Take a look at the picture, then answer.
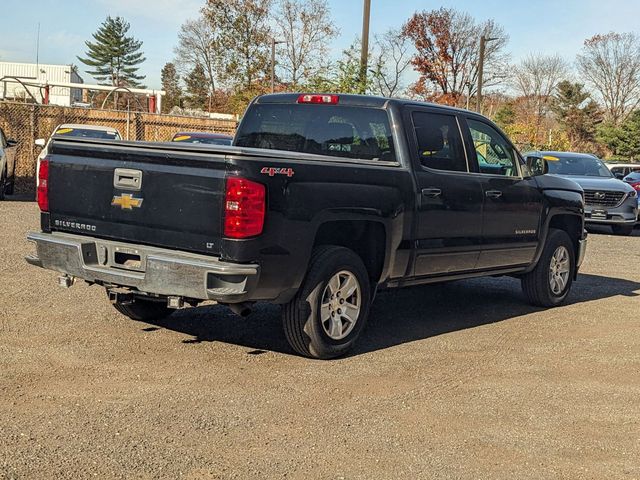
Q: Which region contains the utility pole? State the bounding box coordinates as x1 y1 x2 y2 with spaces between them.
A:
271 38 284 93
476 35 498 114
359 0 371 94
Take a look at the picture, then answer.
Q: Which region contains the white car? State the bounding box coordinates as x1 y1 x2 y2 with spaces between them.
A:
35 124 122 186
606 163 640 179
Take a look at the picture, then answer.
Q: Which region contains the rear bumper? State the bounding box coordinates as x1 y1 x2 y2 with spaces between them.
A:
26 232 259 303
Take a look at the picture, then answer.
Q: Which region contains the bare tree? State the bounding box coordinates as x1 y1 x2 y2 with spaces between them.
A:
402 8 509 106
274 0 337 88
512 53 568 139
174 17 218 96
370 28 411 97
577 32 640 125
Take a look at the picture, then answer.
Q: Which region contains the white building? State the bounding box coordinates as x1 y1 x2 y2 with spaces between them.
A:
0 61 83 106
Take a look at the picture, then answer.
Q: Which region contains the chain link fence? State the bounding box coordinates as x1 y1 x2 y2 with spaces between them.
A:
0 101 238 194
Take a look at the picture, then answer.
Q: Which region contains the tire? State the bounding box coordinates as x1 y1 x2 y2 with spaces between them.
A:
0 167 6 201
611 224 634 236
522 229 575 308
5 176 14 195
283 245 371 359
109 292 172 322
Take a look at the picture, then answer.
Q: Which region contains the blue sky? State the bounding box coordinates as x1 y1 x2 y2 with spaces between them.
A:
2 0 640 89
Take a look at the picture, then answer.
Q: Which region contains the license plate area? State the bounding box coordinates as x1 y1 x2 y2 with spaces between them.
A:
591 209 608 219
111 246 146 272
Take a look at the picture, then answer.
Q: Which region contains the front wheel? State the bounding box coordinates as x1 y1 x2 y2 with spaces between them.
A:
283 246 371 359
611 224 634 236
521 229 575 307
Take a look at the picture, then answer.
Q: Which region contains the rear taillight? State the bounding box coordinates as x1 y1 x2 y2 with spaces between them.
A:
297 94 339 104
224 177 266 239
37 158 50 212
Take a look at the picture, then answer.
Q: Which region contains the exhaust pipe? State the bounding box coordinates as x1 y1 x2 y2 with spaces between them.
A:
227 302 253 317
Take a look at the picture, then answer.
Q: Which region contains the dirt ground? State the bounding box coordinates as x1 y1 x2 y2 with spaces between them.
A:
1 198 639 479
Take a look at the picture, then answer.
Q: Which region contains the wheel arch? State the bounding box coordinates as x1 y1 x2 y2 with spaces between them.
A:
312 218 389 286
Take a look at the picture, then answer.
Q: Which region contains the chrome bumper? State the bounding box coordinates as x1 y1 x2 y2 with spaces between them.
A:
26 232 259 302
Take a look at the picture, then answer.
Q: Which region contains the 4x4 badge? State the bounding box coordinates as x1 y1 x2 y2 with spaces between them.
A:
112 193 143 210
261 167 295 177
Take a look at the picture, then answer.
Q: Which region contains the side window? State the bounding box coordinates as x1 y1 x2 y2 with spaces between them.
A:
467 118 519 177
411 111 467 172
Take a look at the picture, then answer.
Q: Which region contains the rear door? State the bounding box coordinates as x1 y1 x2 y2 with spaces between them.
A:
406 107 484 277
461 117 544 269
48 140 227 255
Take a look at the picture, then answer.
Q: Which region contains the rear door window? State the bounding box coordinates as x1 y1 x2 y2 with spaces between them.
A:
411 111 467 172
235 104 396 162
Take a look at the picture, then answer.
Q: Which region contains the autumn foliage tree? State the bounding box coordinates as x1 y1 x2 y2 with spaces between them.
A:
402 8 508 106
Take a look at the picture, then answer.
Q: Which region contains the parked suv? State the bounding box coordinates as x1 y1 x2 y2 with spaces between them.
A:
528 152 638 235
27 94 588 359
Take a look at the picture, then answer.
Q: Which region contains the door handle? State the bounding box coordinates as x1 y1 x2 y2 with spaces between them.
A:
421 188 442 198
485 190 503 199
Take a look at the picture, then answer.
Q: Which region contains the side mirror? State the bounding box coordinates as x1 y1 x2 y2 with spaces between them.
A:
525 155 549 176
6 139 17 147
614 172 625 180
34 138 46 148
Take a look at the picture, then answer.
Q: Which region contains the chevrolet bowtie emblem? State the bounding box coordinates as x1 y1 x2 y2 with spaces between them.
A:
111 193 143 210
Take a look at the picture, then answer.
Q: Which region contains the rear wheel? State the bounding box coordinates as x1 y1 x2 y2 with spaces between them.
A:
283 245 371 359
522 229 575 307
108 291 172 321
611 224 634 236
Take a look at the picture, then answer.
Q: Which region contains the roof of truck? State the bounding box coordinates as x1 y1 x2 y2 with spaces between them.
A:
56 124 120 133
255 93 475 116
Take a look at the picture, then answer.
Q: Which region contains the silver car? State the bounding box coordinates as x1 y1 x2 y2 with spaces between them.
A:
531 151 638 236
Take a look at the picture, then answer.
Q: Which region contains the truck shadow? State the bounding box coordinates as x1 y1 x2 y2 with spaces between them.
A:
145 273 640 358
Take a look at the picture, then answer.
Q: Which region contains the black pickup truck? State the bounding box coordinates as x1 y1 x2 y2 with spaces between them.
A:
27 93 587 359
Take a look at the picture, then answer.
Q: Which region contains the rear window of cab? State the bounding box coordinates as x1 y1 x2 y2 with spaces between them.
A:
235 104 396 162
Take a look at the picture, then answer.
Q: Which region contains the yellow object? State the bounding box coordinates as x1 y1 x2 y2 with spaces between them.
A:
543 155 560 161
173 135 191 142
111 194 143 210
55 128 74 135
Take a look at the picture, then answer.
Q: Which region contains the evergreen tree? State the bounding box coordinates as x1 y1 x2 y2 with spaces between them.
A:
185 63 209 110
616 110 640 159
552 81 601 150
161 62 182 113
78 16 146 88
493 102 516 129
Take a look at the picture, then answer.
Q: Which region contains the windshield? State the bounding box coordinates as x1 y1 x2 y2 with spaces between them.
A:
547 155 612 178
172 134 232 145
235 104 396 162
55 127 120 140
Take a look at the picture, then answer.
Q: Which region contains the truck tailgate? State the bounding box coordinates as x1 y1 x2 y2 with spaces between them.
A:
47 139 227 255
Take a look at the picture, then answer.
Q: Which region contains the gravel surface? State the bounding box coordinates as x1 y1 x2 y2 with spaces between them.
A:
1 198 639 479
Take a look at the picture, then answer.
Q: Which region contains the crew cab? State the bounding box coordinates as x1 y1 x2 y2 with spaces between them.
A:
26 93 587 359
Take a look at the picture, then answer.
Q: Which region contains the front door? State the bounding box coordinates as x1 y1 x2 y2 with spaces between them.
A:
462 117 544 269
408 108 484 277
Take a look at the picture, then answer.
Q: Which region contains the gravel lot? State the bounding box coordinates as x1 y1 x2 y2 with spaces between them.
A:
1 198 639 479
